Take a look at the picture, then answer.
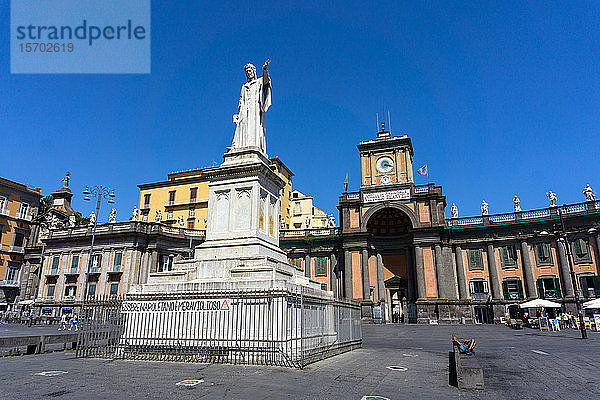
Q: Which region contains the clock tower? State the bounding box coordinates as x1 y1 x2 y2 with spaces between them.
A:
358 122 414 187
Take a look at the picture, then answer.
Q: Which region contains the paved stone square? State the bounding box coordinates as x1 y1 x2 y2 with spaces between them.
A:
0 324 599 399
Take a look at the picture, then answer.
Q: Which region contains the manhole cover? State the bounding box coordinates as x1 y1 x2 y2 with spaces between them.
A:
386 365 407 371
361 396 390 400
176 379 204 387
36 371 68 377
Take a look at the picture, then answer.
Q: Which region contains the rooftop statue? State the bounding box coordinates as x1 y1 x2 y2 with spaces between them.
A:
450 203 458 218
583 184 596 201
546 191 557 207
513 196 521 212
481 200 489 215
61 172 70 189
231 60 272 153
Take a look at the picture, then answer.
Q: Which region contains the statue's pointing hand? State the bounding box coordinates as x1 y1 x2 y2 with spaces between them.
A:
263 59 271 71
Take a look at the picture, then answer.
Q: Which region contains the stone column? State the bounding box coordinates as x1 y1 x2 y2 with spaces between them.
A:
329 253 338 296
150 250 159 274
556 240 575 297
454 245 468 299
344 250 353 299
595 234 600 276
434 244 444 297
520 241 537 298
361 248 370 300
304 253 312 278
441 246 459 299
414 245 426 298
486 244 501 299
376 252 385 303
406 247 416 301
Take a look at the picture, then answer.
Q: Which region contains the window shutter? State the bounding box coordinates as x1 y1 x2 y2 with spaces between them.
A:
553 277 562 298
469 281 475 295
580 277 589 297
476 250 483 268
502 281 509 300
542 243 550 259
517 280 524 299
593 276 600 297
537 279 545 299
483 281 489 294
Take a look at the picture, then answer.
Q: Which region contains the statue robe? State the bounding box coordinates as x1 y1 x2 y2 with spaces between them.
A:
231 76 271 152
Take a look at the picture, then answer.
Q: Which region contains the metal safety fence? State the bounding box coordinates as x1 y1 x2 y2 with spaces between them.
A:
75 289 362 368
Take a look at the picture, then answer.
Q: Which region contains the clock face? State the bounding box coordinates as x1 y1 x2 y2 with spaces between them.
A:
376 156 394 173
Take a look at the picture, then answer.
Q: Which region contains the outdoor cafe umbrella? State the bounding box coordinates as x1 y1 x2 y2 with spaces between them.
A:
583 298 600 309
519 299 562 308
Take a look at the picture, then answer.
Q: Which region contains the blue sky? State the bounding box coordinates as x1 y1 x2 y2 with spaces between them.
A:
2 1 599 222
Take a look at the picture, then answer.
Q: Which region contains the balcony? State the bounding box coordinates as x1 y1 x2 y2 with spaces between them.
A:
107 266 123 275
0 279 20 287
0 208 9 217
140 203 151 211
280 227 340 239
87 267 102 275
9 245 25 254
471 293 488 301
164 198 208 208
64 268 80 276
15 212 32 222
45 269 59 277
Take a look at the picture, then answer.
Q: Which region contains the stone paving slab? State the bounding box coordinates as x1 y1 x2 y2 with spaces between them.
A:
0 324 598 399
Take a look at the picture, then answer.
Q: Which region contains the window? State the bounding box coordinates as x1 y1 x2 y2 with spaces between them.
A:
500 245 517 267
143 194 151 207
18 202 29 218
12 231 25 248
572 238 591 263
579 276 600 298
289 258 303 269
469 280 489 294
51 256 60 273
91 254 102 272
190 188 197 202
65 285 77 298
109 282 120 296
467 249 484 270
86 282 97 298
114 252 123 271
189 207 195 218
70 255 79 273
168 191 176 205
0 196 6 213
293 203 301 216
537 277 562 299
187 220 195 230
47 284 56 298
158 255 173 272
167 210 174 220
314 257 328 276
502 279 524 300
5 262 20 284
534 243 553 265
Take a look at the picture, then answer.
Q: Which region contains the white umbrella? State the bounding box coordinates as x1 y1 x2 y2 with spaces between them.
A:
583 298 600 309
519 299 562 308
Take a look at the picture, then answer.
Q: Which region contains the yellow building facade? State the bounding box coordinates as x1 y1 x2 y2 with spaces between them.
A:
138 158 294 230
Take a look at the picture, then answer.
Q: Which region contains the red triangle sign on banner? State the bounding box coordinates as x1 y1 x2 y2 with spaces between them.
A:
220 300 230 311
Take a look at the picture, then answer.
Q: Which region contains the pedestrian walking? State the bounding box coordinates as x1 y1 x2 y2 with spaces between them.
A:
69 314 78 331
58 313 68 331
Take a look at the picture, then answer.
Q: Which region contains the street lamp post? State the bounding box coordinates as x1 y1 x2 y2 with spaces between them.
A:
82 185 115 301
557 207 587 339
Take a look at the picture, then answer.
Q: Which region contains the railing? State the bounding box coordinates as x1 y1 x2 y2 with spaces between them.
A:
164 198 207 207
0 208 9 217
414 185 429 194
280 227 340 239
15 212 32 221
65 268 79 275
108 266 123 273
9 245 25 254
1 280 20 287
76 290 362 369
88 267 102 274
447 200 600 228
471 293 488 301
47 221 206 240
46 269 59 276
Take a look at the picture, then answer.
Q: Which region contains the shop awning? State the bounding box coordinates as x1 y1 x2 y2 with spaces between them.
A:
583 298 600 309
519 299 562 308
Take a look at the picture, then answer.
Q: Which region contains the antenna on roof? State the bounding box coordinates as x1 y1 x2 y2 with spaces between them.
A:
376 113 379 132
388 111 392 135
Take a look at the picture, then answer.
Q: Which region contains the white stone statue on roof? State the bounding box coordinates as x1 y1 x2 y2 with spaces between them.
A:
451 203 458 218
546 191 557 207
131 206 139 221
583 184 595 201
89 211 96 226
109 208 117 223
230 60 272 154
481 200 489 215
513 196 521 212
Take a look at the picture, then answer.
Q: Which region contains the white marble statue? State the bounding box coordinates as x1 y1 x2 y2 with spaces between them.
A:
513 196 521 212
450 203 458 218
328 214 336 227
155 209 162 222
89 211 96 226
481 200 489 215
68 214 76 227
178 215 185 228
546 191 557 207
230 60 272 153
131 206 139 221
583 184 596 201
109 208 117 223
